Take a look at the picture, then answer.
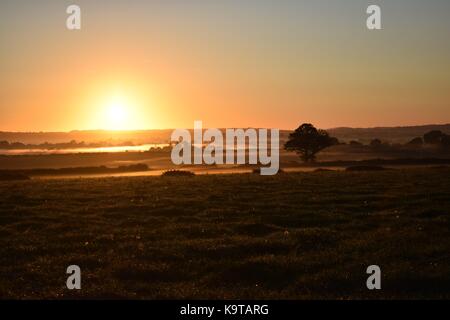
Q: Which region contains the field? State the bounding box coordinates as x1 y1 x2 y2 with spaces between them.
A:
0 168 449 299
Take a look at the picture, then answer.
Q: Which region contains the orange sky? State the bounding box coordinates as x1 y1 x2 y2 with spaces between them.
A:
1 1 450 131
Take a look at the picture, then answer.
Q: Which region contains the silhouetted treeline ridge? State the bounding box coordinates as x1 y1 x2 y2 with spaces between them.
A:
327 124 450 144
0 140 136 150
296 158 450 167
2 124 450 145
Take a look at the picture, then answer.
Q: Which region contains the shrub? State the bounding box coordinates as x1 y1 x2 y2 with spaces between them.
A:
161 170 195 177
252 168 284 174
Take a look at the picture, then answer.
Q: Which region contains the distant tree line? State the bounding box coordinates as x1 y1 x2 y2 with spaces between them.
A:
342 130 450 149
367 130 450 149
285 124 450 163
411 130 450 147
0 140 136 150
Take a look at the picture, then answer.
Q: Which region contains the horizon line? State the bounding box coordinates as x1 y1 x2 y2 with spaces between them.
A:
1 122 450 134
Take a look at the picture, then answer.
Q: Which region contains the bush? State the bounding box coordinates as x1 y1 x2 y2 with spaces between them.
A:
252 168 284 174
161 170 195 177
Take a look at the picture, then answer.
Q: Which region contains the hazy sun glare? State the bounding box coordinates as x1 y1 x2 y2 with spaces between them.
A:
104 95 130 130
80 76 163 131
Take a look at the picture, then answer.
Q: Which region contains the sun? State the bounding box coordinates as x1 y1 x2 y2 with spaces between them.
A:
85 81 157 131
104 95 130 130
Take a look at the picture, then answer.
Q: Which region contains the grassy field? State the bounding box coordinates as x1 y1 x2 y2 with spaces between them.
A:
0 168 449 299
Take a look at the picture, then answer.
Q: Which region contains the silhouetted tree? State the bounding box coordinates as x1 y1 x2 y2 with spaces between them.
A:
284 123 337 162
424 130 445 145
441 134 450 147
370 139 382 148
407 137 423 146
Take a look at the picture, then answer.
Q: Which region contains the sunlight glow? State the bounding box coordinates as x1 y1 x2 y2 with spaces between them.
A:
83 78 161 131
105 95 129 130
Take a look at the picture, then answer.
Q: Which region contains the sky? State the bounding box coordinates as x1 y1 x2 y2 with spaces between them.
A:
1 0 450 131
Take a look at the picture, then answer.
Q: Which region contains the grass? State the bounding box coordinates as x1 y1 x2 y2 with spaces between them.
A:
0 168 449 299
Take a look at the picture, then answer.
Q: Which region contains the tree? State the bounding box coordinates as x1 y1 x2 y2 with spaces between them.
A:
441 134 450 147
423 130 445 145
407 137 423 146
284 123 337 162
370 139 382 148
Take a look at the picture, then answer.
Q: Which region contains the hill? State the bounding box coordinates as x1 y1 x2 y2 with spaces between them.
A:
327 124 450 144
1 124 450 145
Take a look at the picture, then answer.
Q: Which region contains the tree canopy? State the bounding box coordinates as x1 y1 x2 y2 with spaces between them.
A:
284 123 338 162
